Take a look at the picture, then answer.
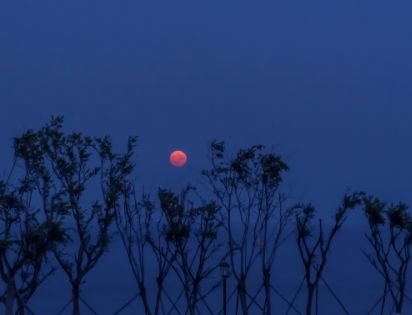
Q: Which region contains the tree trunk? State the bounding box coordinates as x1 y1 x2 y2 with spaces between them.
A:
154 276 164 315
189 299 196 315
306 287 314 315
238 277 248 315
138 281 152 315
263 269 271 315
396 294 404 315
17 305 25 315
5 280 16 315
380 282 388 315
72 284 81 315
189 283 199 315
16 293 26 315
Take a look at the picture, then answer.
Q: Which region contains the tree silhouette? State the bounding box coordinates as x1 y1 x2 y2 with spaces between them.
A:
294 192 364 315
115 186 178 315
0 170 65 315
203 141 291 315
0 118 410 315
362 196 412 315
13 117 136 315
159 185 222 315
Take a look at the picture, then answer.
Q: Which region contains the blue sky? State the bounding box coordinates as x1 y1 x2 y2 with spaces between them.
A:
1 1 411 211
0 0 411 313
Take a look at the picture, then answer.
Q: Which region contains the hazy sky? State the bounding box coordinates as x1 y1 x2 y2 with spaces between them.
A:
1 0 412 208
0 0 411 313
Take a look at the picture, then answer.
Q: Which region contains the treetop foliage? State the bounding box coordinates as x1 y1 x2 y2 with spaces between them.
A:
0 117 411 315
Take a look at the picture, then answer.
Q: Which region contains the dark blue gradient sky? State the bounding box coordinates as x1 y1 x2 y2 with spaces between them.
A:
0 0 412 313
1 1 411 210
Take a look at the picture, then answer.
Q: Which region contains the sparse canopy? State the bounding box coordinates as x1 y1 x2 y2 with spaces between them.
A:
0 119 410 315
294 192 364 315
203 141 292 315
362 195 412 314
0 157 66 315
13 116 137 315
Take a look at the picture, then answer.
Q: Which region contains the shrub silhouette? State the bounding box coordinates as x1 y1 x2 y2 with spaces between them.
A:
13 117 136 315
0 118 410 315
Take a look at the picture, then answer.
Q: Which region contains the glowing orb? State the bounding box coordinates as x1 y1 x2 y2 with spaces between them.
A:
169 150 187 167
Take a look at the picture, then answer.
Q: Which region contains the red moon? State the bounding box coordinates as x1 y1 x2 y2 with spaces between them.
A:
169 150 187 167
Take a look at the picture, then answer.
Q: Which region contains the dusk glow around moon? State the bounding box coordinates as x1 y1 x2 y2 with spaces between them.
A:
169 150 187 167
